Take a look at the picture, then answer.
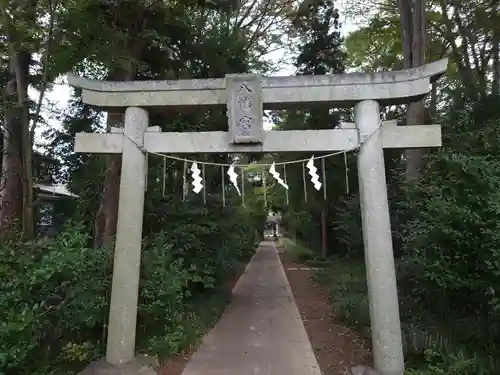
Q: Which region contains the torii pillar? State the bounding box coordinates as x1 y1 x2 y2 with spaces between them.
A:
357 103 404 375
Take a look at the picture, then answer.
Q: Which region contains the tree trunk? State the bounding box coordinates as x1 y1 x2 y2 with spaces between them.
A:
404 101 426 180
0 58 24 235
0 51 33 237
430 81 437 119
398 0 428 182
321 208 327 258
397 0 413 68
0 0 36 239
492 0 500 96
0 127 3 185
16 50 35 238
92 0 155 248
93 69 137 249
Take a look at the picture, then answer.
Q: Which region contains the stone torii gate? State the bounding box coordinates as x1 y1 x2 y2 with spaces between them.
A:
68 58 447 375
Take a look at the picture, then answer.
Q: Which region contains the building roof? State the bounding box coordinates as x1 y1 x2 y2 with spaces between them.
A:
35 183 79 199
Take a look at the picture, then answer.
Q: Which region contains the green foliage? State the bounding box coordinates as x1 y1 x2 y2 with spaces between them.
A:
43 96 105 227
0 200 264 375
279 237 316 262
13 3 270 372
294 2 345 75
324 97 500 374
398 152 500 318
393 99 500 354
343 2 446 73
404 346 499 375
266 0 347 258
330 195 363 258
0 222 110 374
314 258 370 330
144 198 265 292
314 256 500 375
281 208 316 245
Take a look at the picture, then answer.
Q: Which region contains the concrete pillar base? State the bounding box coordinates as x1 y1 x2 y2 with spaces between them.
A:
77 355 158 375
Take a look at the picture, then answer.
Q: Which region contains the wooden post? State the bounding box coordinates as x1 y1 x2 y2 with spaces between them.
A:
321 209 327 258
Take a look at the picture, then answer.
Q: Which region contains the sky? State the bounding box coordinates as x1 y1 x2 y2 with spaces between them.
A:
31 5 360 144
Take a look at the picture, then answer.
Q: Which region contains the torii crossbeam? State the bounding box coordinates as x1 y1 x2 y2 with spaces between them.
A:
69 59 447 375
75 121 440 154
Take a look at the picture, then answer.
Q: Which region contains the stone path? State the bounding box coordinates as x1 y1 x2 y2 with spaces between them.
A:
180 240 322 375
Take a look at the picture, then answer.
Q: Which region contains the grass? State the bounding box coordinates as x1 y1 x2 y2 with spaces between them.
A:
278 237 328 265
314 257 371 335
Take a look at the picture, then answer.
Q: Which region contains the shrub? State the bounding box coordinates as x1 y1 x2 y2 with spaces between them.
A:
0 222 111 374
397 152 500 330
315 259 370 329
280 238 316 262
0 201 265 375
330 195 363 258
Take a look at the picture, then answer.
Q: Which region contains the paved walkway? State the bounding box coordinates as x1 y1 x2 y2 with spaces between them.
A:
181 240 321 375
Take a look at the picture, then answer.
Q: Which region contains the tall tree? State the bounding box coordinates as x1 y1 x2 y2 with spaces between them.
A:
41 0 293 248
270 1 347 254
0 0 38 238
396 0 428 181
90 2 158 248
342 0 500 179
84 0 295 247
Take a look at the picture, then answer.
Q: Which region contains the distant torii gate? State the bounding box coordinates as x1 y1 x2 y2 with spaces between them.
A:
267 212 281 236
68 59 447 375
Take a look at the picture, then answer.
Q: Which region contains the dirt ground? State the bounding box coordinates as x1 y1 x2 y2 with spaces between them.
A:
280 249 372 375
159 245 372 375
158 351 191 375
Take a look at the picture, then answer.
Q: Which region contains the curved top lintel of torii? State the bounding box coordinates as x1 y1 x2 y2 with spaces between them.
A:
66 58 448 109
